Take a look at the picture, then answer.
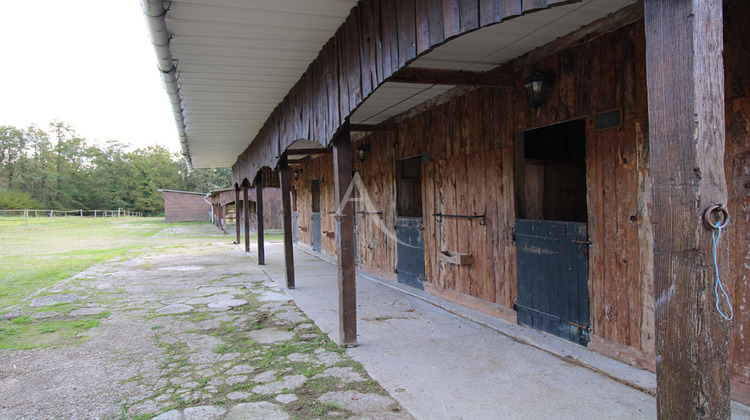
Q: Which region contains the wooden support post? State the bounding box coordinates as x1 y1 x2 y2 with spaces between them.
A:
235 186 241 245
256 176 265 265
333 122 356 347
644 1 730 418
279 155 296 289
243 181 251 253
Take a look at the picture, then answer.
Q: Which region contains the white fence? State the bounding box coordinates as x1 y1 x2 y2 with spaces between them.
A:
0 209 143 224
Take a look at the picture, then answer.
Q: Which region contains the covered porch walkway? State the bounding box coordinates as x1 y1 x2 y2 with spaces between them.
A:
253 241 747 419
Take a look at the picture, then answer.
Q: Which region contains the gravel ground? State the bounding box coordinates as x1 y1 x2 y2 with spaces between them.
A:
0 225 411 419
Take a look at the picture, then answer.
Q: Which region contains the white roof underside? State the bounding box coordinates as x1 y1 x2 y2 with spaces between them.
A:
164 0 359 168
351 0 636 125
162 0 636 168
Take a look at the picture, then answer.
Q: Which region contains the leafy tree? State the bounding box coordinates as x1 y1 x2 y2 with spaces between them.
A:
0 125 27 190
0 122 232 213
0 190 41 209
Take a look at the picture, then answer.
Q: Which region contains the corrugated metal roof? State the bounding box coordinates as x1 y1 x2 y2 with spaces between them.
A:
158 0 359 168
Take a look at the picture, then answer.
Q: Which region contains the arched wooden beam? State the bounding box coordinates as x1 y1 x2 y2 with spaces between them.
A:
232 0 573 186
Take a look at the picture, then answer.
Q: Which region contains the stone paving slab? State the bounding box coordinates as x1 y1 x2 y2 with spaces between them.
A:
0 229 411 420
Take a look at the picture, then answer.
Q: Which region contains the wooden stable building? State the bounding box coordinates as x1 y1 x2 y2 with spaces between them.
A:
207 186 284 234
144 0 749 415
159 190 211 223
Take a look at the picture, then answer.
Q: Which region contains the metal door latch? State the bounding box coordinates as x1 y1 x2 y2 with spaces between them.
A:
572 239 593 247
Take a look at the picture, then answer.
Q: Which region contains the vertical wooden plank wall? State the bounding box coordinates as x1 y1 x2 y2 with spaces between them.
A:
291 156 336 257
510 23 655 365
231 0 565 187
353 132 398 278
226 0 750 391
724 0 750 397
292 23 656 354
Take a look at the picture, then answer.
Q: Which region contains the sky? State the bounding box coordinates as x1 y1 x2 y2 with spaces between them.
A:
0 1 179 151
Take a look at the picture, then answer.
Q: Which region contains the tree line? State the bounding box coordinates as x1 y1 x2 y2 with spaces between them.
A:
0 121 231 215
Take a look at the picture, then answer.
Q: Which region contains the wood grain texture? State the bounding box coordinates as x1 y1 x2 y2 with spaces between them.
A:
255 176 265 265
645 0 730 416
231 0 563 187
279 155 296 289
226 0 750 394
333 124 357 347
723 0 750 392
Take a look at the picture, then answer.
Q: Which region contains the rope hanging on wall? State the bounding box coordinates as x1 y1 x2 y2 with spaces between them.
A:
704 204 733 321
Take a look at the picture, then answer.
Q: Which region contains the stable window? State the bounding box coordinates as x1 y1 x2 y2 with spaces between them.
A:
311 180 321 213
397 156 423 217
519 119 587 222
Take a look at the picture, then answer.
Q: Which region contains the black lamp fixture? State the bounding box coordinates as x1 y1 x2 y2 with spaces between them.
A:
356 144 370 163
293 169 301 180
523 70 547 110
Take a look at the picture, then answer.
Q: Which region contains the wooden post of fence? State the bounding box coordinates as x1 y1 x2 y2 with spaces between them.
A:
25 209 28 226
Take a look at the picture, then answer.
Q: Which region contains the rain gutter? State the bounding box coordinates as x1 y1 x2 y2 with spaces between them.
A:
141 0 192 170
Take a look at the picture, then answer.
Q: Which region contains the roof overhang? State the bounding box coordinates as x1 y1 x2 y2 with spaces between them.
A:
142 0 360 168
144 0 638 169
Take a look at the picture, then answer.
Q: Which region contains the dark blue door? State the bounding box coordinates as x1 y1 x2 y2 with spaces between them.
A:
515 219 590 345
292 211 298 243
396 217 425 289
312 213 321 252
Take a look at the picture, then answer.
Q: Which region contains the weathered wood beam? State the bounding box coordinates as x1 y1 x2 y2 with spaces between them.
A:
289 157 312 165
332 121 356 347
234 186 241 245
279 155 295 289
255 175 265 265
350 123 396 132
516 2 643 68
389 67 513 87
243 181 250 254
645 0 730 417
286 148 333 156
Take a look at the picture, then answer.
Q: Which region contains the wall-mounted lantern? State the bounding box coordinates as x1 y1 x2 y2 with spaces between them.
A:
523 70 548 110
293 169 301 180
356 145 370 163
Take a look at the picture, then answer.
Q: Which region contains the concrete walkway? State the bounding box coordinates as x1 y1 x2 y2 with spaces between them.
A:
256 242 750 420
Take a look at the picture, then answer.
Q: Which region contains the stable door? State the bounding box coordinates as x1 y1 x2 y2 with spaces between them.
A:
514 120 591 346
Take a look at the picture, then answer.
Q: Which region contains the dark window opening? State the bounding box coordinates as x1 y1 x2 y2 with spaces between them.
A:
397 156 423 217
520 120 587 222
311 180 321 213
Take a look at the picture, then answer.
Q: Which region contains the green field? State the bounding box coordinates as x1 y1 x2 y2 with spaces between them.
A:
0 217 233 311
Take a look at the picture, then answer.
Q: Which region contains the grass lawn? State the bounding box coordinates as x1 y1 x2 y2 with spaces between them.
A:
0 217 236 311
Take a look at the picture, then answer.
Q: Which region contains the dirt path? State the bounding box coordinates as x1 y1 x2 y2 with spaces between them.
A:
0 226 411 419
